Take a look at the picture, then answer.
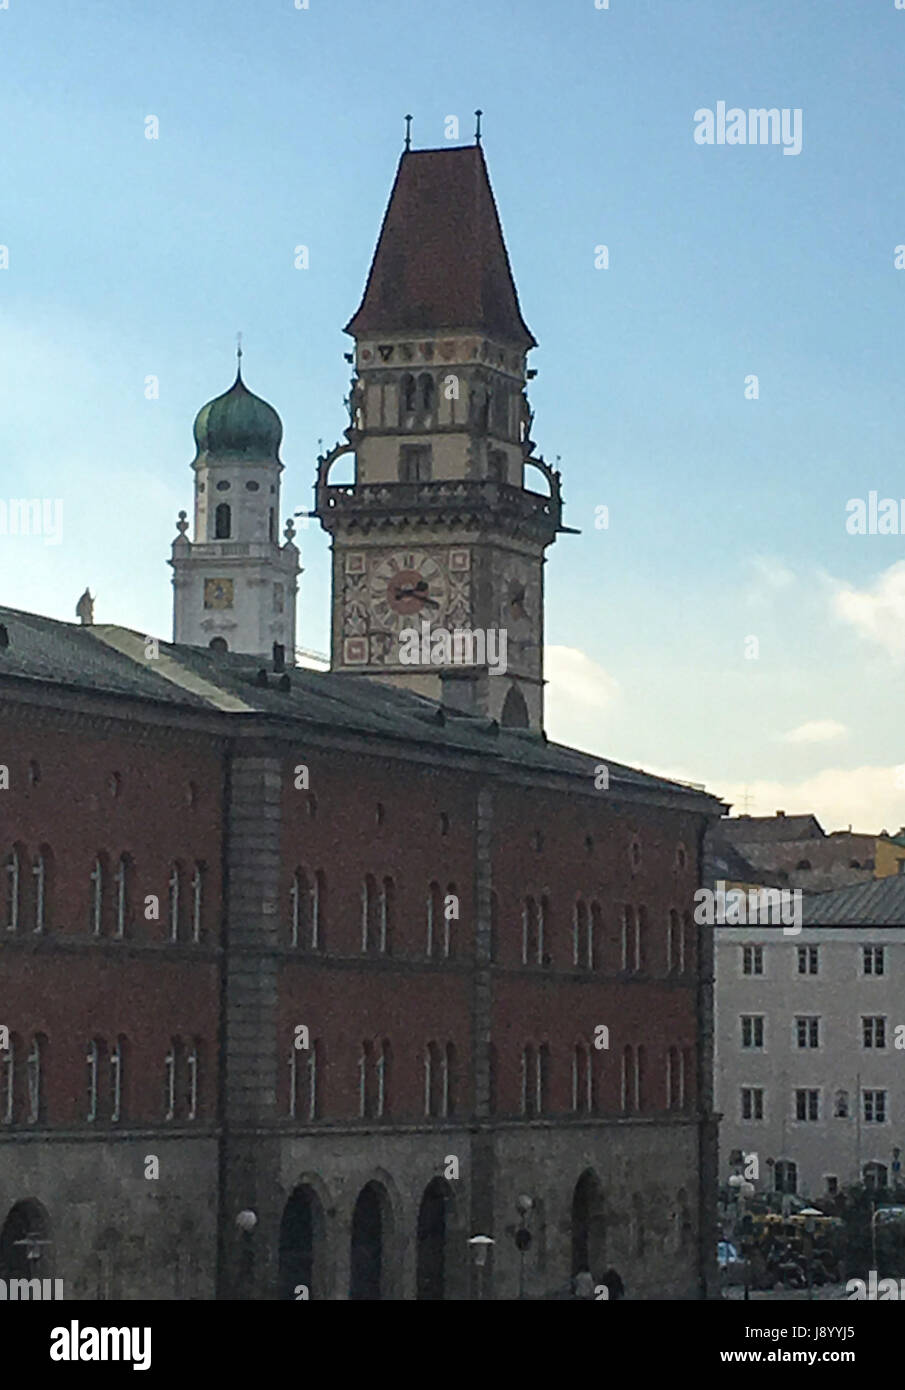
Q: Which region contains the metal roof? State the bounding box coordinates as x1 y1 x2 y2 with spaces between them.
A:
801 875 905 926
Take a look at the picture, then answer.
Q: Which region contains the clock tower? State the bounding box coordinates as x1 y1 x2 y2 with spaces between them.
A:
314 135 568 731
170 355 301 658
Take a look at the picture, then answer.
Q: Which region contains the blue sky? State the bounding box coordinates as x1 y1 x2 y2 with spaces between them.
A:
2 0 905 830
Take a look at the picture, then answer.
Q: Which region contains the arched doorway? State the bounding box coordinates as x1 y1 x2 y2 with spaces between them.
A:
416 1178 453 1300
571 1170 606 1277
278 1185 324 1300
349 1181 391 1300
0 1199 53 1280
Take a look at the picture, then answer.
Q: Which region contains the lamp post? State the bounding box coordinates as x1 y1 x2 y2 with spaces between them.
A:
236 1209 257 1298
513 1195 534 1300
468 1235 494 1301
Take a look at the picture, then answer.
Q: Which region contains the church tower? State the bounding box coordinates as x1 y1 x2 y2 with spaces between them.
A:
314 133 567 731
170 354 301 657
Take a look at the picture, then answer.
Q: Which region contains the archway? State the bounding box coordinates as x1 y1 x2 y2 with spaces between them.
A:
501 685 529 730
0 1199 53 1280
416 1178 453 1300
278 1185 324 1300
349 1181 391 1300
571 1170 606 1278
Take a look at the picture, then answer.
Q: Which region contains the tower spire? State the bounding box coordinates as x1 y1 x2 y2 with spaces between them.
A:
474 109 483 146
404 114 413 152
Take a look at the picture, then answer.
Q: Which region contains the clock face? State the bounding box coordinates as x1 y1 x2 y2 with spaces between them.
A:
204 577 234 610
368 550 449 634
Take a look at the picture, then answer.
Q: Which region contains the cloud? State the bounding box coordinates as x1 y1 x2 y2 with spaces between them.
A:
711 765 905 836
544 645 621 749
832 560 905 661
781 719 847 745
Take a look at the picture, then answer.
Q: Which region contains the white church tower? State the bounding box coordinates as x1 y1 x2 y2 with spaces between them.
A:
170 349 301 657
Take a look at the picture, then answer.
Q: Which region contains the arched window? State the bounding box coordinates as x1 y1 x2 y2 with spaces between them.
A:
168 862 183 943
191 863 204 943
424 1041 442 1117
33 846 52 934
400 373 417 418
27 1034 46 1125
572 899 587 967
358 1041 373 1118
110 1037 125 1124
419 373 434 414
5 845 23 932
114 854 131 939
621 906 635 971
500 685 529 729
164 1039 181 1121
668 909 679 973
290 869 310 948
90 852 108 937
361 875 377 952
426 881 442 958
2 1033 20 1124
522 896 542 965
380 877 394 954
209 636 228 653
86 1039 101 1122
214 503 231 539
376 1039 391 1117
572 1043 594 1114
186 1039 200 1121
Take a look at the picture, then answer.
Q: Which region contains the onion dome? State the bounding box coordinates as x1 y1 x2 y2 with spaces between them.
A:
192 363 283 464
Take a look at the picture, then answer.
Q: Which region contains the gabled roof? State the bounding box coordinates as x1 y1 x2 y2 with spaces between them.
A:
723 813 825 843
345 146 536 348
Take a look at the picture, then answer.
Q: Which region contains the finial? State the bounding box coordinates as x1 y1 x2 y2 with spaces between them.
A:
475 109 483 146
284 518 296 543
235 331 243 380
404 114 413 152
176 510 189 537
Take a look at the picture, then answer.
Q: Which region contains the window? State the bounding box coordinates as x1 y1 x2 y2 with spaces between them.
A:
424 1041 455 1118
426 881 442 958
834 1089 850 1118
114 854 131 939
5 846 22 932
361 875 377 952
27 1035 45 1124
214 502 231 539
571 1043 590 1113
826 1176 838 1196
622 906 636 971
379 877 394 954
681 911 692 973
191 864 204 943
419 373 435 413
186 1041 199 1121
289 1037 320 1121
742 945 763 976
863 1090 887 1124
636 905 647 971
358 1041 373 1118
774 1159 797 1194
741 1016 764 1049
442 882 456 959
376 1039 390 1117
741 1087 764 1121
110 1038 124 1124
864 1161 888 1189
522 896 542 965
795 1088 819 1121
164 1041 179 1121
621 1044 641 1113
521 1044 548 1117
667 909 679 973
795 1016 819 1049
90 854 108 936
863 946 885 977
796 859 812 871
572 899 587 968
398 445 432 482
86 1039 102 1122
797 946 819 975
667 1046 685 1110
400 373 417 416
168 863 182 943
2 1035 17 1124
290 869 310 948
33 847 51 934
863 1016 886 1049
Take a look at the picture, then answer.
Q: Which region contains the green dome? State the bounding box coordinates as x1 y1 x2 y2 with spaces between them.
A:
192 368 283 463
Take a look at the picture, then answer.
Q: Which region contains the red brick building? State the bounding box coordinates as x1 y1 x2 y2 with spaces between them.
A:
0 135 724 1300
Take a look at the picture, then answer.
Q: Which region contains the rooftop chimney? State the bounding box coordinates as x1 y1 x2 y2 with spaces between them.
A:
775 810 785 818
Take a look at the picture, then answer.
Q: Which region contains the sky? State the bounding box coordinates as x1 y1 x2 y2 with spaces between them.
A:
2 0 904 832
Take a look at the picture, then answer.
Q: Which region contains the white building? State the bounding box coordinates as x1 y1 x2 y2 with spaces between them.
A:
170 354 301 658
715 877 905 1201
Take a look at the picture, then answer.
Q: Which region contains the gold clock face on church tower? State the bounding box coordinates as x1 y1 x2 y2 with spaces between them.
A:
204 577 234 610
368 550 449 632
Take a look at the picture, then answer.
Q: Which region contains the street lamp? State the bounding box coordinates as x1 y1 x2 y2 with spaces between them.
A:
236 1209 258 1297
513 1197 534 1299
468 1235 494 1301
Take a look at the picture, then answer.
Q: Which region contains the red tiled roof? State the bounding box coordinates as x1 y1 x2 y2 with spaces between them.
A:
345 146 536 348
